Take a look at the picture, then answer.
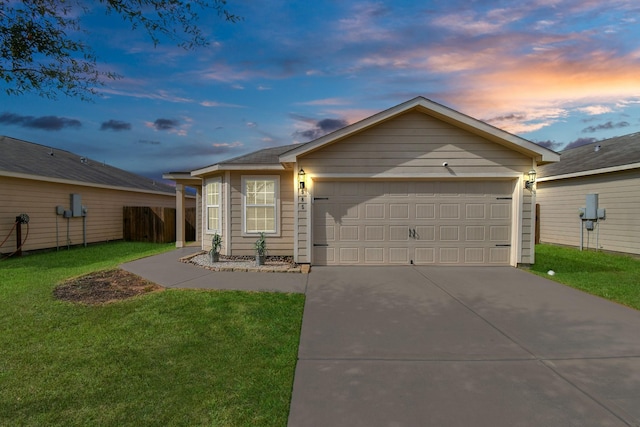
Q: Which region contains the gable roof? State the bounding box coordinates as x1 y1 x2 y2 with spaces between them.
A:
191 143 304 176
0 136 175 194
189 97 559 177
538 132 640 180
280 96 559 164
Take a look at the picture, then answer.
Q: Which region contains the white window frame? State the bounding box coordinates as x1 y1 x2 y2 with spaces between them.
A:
242 175 280 236
205 177 222 234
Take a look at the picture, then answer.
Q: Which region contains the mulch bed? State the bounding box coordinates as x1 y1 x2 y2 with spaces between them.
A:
53 269 163 305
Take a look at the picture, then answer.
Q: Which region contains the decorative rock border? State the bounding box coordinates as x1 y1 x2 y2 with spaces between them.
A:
180 251 308 274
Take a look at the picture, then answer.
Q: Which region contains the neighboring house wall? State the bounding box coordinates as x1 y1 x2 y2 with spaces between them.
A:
0 175 193 253
298 111 536 265
202 170 295 256
536 169 640 255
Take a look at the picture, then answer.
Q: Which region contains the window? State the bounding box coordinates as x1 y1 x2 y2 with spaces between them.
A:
206 178 221 233
243 176 279 234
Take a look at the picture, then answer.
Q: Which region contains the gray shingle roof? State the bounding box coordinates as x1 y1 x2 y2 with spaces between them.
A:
538 132 640 178
215 143 304 166
0 136 175 194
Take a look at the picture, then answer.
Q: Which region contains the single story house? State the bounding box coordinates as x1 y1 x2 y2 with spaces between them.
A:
166 97 559 266
0 136 195 255
536 133 640 255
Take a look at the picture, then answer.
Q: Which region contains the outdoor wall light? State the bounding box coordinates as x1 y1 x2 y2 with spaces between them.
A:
298 168 306 193
525 168 537 190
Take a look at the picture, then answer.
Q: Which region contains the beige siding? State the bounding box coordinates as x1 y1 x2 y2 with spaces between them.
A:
536 169 640 255
521 192 534 264
300 112 531 175
204 170 295 257
0 176 192 253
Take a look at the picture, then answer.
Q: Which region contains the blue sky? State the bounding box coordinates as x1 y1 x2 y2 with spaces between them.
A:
2 0 640 181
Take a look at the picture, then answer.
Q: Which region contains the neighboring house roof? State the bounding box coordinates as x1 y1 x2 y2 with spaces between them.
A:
0 135 175 194
538 132 640 180
280 96 559 164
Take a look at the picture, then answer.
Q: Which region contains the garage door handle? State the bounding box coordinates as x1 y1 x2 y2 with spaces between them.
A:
495 244 511 247
314 243 329 247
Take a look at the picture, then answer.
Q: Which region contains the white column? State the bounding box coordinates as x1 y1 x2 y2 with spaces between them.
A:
195 184 202 244
176 183 185 248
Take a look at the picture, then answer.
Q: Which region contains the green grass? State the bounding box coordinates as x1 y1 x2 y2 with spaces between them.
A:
0 242 305 426
529 244 640 310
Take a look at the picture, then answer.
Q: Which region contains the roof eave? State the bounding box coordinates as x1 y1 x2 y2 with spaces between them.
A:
162 172 202 185
191 163 285 177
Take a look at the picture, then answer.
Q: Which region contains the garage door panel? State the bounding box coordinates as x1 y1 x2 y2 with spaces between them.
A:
490 226 510 242
315 224 335 242
440 204 460 219
415 226 435 241
440 248 460 263
465 248 485 263
440 226 460 241
390 226 409 241
491 204 510 219
365 247 384 263
466 226 485 241
466 204 486 219
414 247 435 264
313 180 513 266
390 204 409 219
365 203 385 219
389 247 409 263
416 203 435 219
489 247 510 263
365 226 385 241
342 203 359 219
339 247 359 263
314 246 335 264
339 225 359 241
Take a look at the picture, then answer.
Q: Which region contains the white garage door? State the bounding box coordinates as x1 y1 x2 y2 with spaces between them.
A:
313 180 514 265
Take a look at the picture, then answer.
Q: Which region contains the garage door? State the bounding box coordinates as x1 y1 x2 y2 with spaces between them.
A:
313 180 514 265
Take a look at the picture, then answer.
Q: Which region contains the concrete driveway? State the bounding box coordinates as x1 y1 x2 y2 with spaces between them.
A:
288 266 640 427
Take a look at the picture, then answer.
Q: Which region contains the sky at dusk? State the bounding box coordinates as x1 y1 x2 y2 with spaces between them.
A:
2 0 640 181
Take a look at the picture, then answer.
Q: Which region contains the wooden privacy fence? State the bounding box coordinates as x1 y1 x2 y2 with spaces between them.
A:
123 207 196 243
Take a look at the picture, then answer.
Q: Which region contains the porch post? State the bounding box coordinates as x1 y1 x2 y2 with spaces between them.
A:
195 184 202 244
176 183 185 248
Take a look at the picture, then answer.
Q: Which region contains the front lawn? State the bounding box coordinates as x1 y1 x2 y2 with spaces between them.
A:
529 244 640 310
0 242 305 426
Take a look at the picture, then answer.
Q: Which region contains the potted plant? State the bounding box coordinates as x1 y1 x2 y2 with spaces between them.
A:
254 232 267 266
209 233 223 263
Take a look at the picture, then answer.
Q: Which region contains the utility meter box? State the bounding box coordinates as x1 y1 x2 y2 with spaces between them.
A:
71 193 82 217
585 194 598 220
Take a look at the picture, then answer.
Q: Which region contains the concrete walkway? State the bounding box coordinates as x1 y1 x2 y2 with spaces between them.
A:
120 247 307 293
289 266 640 427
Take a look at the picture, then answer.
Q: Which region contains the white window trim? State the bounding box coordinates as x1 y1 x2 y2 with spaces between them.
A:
205 177 222 234
241 175 281 236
